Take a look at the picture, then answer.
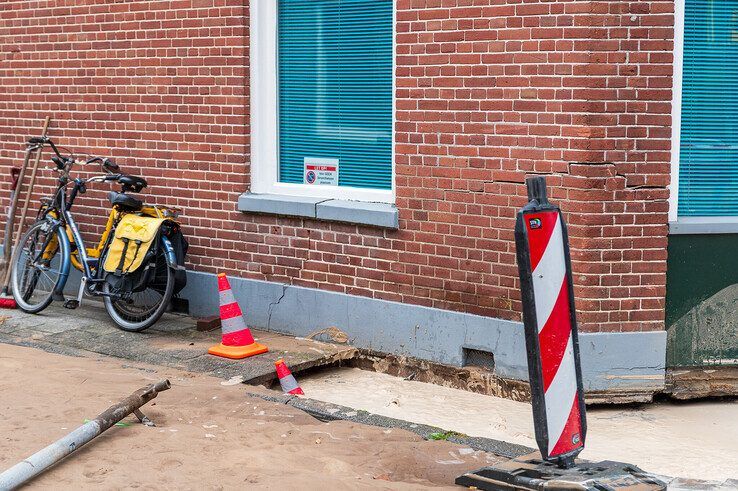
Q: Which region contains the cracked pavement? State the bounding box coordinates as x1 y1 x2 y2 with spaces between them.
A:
0 301 357 386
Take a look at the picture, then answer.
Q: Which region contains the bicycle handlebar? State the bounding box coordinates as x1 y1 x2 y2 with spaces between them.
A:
27 137 123 192
36 141 118 176
85 156 119 172
28 136 64 162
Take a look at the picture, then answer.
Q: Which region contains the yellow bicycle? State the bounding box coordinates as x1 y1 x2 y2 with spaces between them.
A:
10 136 186 331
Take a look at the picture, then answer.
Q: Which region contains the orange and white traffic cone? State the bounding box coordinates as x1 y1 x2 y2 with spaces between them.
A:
208 273 269 360
275 359 304 395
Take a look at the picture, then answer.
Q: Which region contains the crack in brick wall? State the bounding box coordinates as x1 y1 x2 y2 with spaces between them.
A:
0 0 672 333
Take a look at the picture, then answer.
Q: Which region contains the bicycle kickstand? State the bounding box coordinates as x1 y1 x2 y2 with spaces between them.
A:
63 276 86 310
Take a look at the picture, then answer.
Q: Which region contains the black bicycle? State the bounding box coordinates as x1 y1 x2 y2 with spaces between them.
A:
10 136 185 331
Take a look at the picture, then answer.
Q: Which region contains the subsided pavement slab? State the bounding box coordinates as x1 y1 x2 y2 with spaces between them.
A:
0 302 357 385
245 389 735 490
247 388 535 459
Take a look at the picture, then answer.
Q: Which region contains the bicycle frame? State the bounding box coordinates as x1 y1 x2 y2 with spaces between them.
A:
41 178 176 304
41 190 108 300
68 209 117 272
13 137 184 331
65 206 99 281
67 205 170 272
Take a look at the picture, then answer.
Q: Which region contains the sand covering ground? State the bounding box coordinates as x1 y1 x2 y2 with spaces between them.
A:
0 344 502 489
301 368 738 482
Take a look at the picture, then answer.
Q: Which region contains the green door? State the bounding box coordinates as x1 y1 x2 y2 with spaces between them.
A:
666 235 738 368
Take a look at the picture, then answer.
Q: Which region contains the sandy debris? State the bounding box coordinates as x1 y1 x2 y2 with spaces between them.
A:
0 345 503 489
301 367 738 482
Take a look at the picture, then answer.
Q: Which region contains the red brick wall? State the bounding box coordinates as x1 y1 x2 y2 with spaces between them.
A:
395 0 674 333
0 0 673 333
0 0 251 274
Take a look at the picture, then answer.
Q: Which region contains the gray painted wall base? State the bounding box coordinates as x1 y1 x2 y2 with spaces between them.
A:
182 271 667 393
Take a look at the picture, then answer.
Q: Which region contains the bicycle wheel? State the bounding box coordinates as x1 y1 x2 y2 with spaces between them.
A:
102 246 174 332
11 220 68 314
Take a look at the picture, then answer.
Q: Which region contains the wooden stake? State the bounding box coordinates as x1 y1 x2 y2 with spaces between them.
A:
1 117 52 290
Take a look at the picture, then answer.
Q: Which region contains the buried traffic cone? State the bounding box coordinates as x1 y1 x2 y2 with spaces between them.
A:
275 359 304 395
207 273 268 360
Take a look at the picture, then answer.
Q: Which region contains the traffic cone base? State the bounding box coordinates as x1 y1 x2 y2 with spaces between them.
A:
208 341 268 360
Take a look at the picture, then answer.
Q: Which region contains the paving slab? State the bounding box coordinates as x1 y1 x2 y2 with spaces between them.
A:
0 301 357 385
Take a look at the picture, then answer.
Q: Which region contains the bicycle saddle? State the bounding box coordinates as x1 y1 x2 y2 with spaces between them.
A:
108 191 143 211
118 174 148 193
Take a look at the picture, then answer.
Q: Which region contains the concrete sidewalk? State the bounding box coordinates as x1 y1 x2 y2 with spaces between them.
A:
0 302 357 386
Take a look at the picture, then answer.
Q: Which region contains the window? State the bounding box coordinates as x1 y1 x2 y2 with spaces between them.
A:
250 0 394 203
674 0 738 218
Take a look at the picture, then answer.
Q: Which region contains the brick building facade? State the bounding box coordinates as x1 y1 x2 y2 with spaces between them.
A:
3 1 718 399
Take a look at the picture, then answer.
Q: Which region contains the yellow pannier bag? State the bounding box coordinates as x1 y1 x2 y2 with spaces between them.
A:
103 214 166 274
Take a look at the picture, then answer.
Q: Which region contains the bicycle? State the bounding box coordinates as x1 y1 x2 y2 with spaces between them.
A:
9 136 185 332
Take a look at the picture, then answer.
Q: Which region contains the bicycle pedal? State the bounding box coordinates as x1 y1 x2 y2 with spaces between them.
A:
63 299 80 310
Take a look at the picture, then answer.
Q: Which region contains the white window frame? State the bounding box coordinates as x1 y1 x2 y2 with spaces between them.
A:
669 0 738 233
668 0 684 224
249 0 396 204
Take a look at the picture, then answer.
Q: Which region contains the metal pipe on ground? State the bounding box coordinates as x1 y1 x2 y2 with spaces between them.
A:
0 379 171 490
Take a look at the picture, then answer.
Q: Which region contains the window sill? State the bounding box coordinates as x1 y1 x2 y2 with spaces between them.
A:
237 193 399 229
669 217 738 235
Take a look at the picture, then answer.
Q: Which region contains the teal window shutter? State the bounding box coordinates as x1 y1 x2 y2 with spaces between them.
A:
278 0 393 190
679 0 738 216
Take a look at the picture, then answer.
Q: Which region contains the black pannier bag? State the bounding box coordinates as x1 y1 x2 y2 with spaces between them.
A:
159 220 188 295
103 215 188 296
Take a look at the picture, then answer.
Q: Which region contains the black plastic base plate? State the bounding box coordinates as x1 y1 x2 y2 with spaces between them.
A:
455 452 666 490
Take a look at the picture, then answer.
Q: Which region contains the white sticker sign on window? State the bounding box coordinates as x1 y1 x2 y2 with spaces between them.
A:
304 157 339 186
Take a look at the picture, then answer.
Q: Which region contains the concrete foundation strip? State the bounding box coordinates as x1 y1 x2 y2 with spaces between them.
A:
0 379 170 490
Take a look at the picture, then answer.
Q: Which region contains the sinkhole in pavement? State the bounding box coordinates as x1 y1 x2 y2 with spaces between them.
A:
285 365 738 482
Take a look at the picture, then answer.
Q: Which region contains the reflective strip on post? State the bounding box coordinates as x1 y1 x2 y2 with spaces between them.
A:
514 176 587 468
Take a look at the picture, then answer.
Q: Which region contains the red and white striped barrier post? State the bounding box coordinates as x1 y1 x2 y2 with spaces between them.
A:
514 176 587 468
455 176 663 488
